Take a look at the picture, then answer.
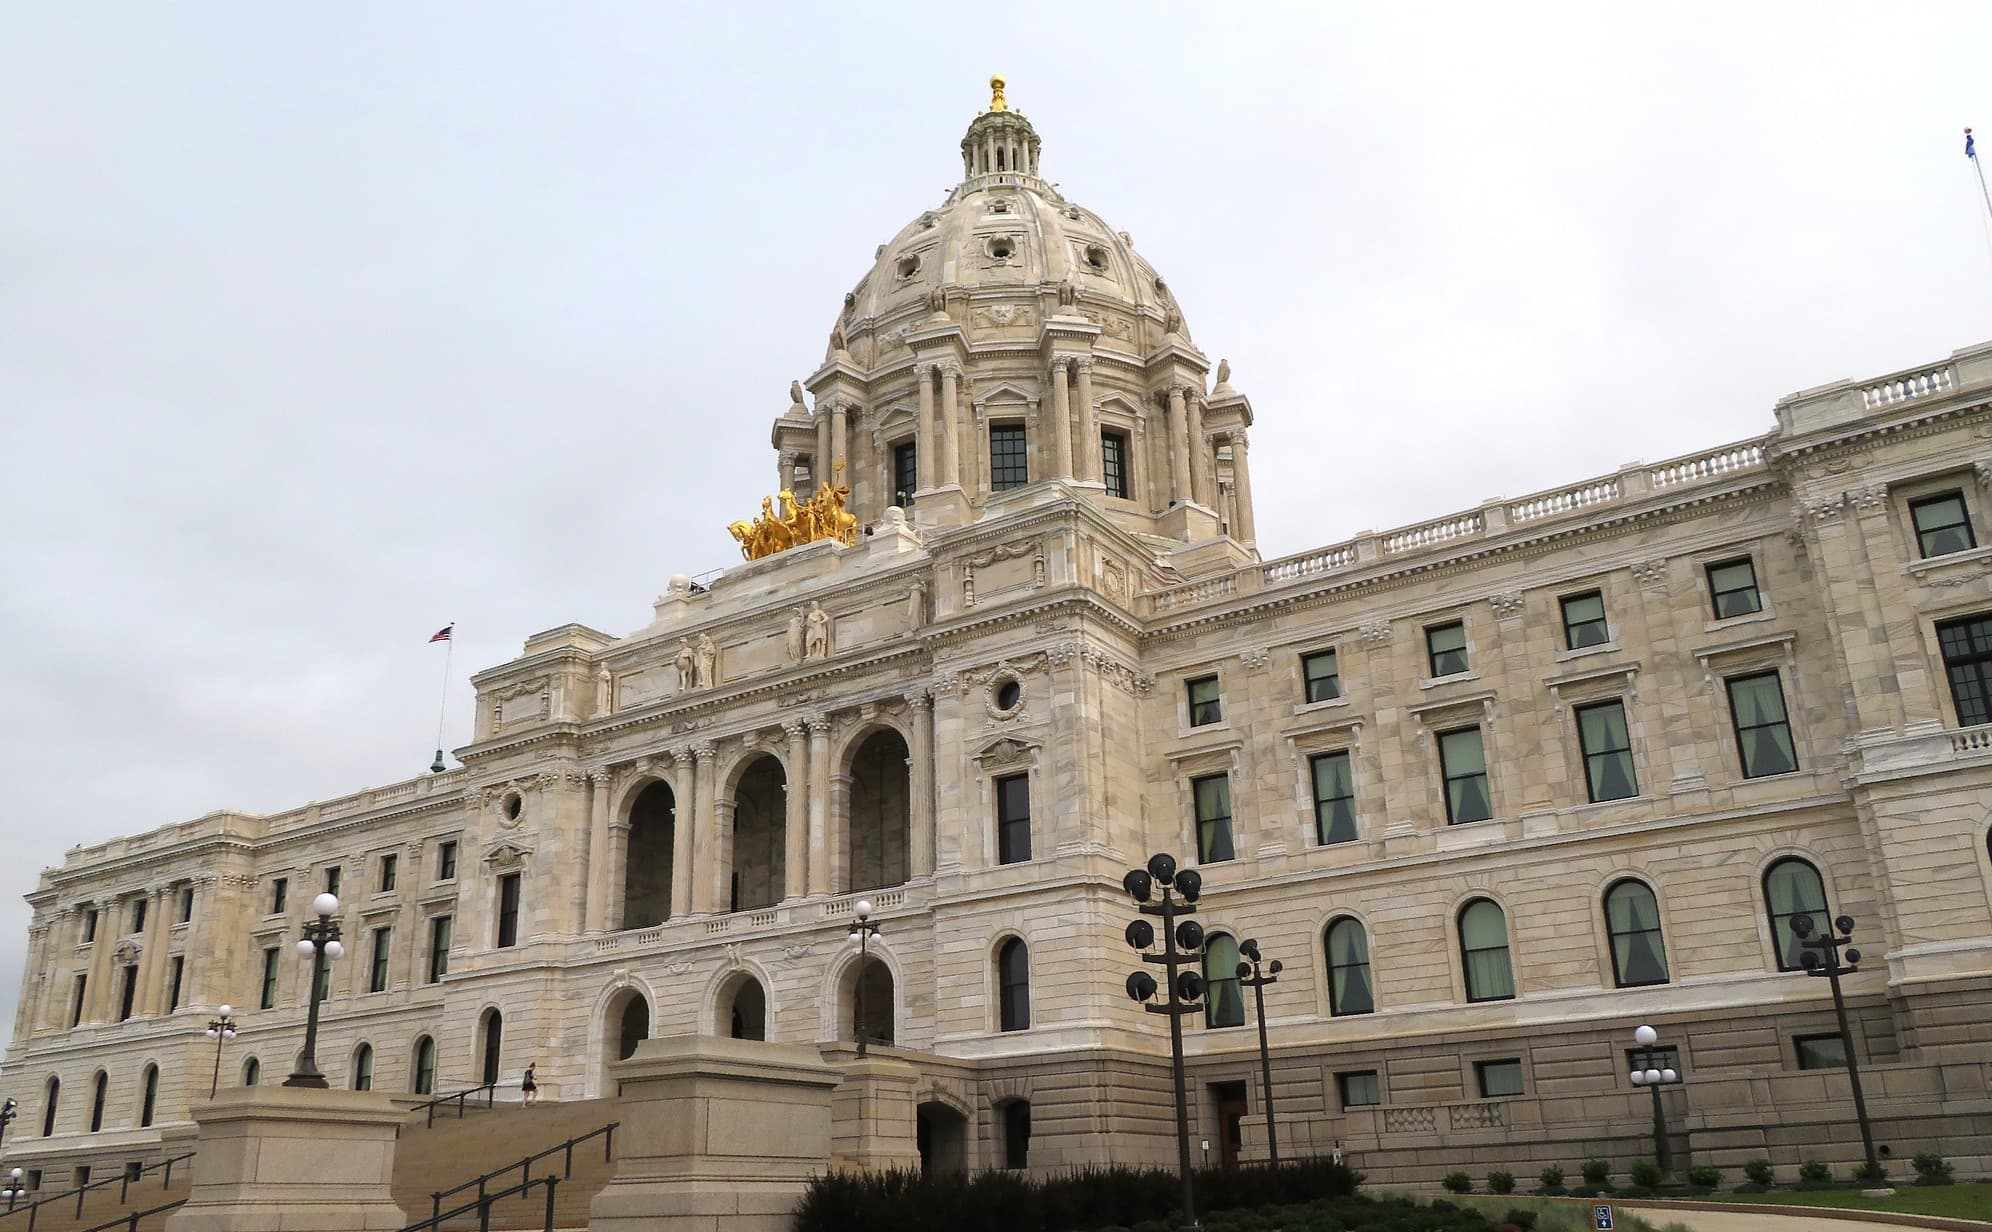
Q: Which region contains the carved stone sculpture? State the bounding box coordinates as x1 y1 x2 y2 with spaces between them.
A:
908 577 927 625
676 640 697 692
695 633 719 688
804 602 831 660
786 607 806 664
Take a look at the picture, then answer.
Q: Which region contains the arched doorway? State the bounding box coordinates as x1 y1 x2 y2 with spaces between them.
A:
844 956 894 1049
916 1101 968 1176
623 782 677 928
847 730 910 891
479 1008 503 1087
600 986 651 1096
722 974 767 1041
730 757 786 912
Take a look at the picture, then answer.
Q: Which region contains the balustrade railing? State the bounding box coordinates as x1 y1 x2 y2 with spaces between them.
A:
1950 723 1992 754
1863 363 1955 410
1647 441 1766 489
1508 478 1620 524
1383 512 1483 555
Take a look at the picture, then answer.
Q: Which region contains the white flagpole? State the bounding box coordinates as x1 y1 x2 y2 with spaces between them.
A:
431 624 455 774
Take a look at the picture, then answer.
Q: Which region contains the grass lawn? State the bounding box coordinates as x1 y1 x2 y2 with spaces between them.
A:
1693 1182 1992 1221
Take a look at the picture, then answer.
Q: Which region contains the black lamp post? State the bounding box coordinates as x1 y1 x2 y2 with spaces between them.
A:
1236 939 1284 1166
2 1167 24 1211
1123 852 1207 1232
848 898 880 1057
202 1007 239 1098
1629 1024 1682 1183
283 893 344 1089
1793 912 1881 1183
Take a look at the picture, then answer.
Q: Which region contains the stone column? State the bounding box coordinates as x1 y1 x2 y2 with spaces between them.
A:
907 692 936 878
1075 358 1098 482
783 721 810 901
829 401 849 486
17 921 48 1040
814 410 831 496
1188 394 1213 506
669 748 697 921
712 797 736 914
778 451 797 494
830 773 854 894
690 744 719 914
1048 358 1073 479
1229 431 1257 543
913 363 935 490
138 887 174 1015
1165 385 1192 504
82 899 117 1022
180 877 220 1013
807 719 832 895
939 366 962 486
584 770 613 932
163 1088 409 1232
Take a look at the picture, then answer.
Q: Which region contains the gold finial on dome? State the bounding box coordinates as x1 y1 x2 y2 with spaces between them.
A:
989 74 1008 112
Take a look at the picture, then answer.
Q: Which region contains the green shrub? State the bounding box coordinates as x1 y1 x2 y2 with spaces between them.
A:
1685 1165 1720 1190
1579 1157 1610 1184
1628 1160 1662 1189
1797 1159 1832 1185
1742 1158 1773 1185
1442 1172 1474 1194
1851 1160 1888 1185
1532 1165 1565 1196
1486 1171 1515 1195
1911 1152 1954 1185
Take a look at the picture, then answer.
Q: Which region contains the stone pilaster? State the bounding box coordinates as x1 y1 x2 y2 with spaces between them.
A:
1074 358 1098 482
914 363 935 491
1229 431 1256 543
584 768 613 932
783 721 810 901
907 692 935 878
807 718 831 894
1048 358 1074 479
940 365 963 486
691 743 719 913
1165 384 1192 504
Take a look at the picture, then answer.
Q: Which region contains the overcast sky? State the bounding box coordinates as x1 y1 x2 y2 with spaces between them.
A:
3 3 1990 1054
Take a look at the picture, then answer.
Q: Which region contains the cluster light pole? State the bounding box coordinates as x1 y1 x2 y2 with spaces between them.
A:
848 899 881 1057
203 1007 240 1098
283 894 344 1089
1122 852 1207 1232
1236 939 1284 1166
1629 1024 1682 1184
1793 912 1882 1184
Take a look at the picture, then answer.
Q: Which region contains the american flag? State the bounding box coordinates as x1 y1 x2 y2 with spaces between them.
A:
428 624 453 644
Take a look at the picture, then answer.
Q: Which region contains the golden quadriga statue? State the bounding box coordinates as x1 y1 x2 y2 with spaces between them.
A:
728 471 860 561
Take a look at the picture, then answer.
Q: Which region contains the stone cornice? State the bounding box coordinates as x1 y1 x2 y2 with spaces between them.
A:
41 837 258 894
1768 396 1991 463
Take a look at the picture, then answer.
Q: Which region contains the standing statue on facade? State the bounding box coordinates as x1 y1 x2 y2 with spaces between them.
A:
676 640 698 692
695 633 719 687
785 607 806 664
907 577 927 626
804 602 831 660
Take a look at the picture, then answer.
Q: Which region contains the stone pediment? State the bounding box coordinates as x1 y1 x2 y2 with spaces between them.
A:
483 842 533 870
973 736 1041 767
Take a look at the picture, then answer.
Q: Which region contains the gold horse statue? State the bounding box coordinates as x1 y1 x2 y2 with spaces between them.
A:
728 466 860 561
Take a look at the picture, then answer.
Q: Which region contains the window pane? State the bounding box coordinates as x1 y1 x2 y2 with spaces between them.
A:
1476 1060 1524 1098
1303 650 1341 703
996 773 1031 864
1605 880 1669 987
1795 1034 1848 1070
1326 919 1374 1015
1440 728 1492 823
1707 559 1762 618
1727 672 1798 777
1937 614 1992 727
1203 934 1244 1027
1194 775 1234 862
1427 622 1469 676
1912 493 1976 557
1459 901 1514 1001
1311 752 1358 845
990 425 1028 490
1561 592 1609 648
1188 676 1222 726
1102 432 1130 499
1764 858 1828 971
893 442 918 507
1338 1071 1380 1107
1577 700 1639 802
998 939 1030 1032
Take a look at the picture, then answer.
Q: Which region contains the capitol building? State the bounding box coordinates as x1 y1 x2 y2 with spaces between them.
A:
5 80 1991 1188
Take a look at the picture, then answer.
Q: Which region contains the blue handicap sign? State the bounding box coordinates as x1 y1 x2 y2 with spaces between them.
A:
1594 1205 1615 1231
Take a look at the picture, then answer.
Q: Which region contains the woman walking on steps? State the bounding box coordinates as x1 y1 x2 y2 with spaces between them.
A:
522 1061 538 1106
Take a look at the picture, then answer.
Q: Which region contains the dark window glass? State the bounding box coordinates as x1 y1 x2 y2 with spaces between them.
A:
69 975 86 1027
82 908 98 944
1476 1059 1524 1098
117 966 137 1021
1310 751 1357 845
324 866 341 897
167 956 184 1011
1302 649 1342 703
996 773 1031 865
1187 675 1222 726
1706 558 1762 618
89 1073 107 1132
41 1079 59 1136
428 916 452 983
1001 1100 1031 1169
270 878 287 915
259 947 279 1010
1763 857 1829 971
1727 671 1798 777
1604 879 1669 987
1439 727 1492 823
1624 1045 1682 1082
1561 591 1610 649
437 841 458 881
313 955 330 1002
1937 613 1992 727
1911 491 1977 558
369 927 392 993
379 853 398 893
353 1044 374 1091
1795 1033 1848 1070
178 886 194 923
414 1037 436 1095
140 1067 157 1127
1325 918 1374 1015
1203 933 1244 1028
243 1057 260 1087
997 938 1030 1032
130 898 147 934
892 441 918 508
1459 899 1514 1002
1426 622 1469 676
1101 431 1131 499
1337 1070 1380 1108
1192 774 1234 863
496 874 521 949
1576 700 1639 802
990 424 1028 491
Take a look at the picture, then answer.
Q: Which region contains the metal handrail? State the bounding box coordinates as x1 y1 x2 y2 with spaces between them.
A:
0 1151 193 1227
401 1173 561 1232
76 1197 186 1232
404 1083 497 1132
424 1121 617 1225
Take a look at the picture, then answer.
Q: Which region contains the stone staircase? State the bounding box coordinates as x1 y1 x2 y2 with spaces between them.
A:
2 1099 622 1232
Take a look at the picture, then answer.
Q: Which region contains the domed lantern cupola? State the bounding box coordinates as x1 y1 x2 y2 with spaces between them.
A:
959 76 1044 189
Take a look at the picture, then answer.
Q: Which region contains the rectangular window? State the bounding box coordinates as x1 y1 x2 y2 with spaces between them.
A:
427 915 453 983
1727 671 1798 778
378 853 398 893
82 908 98 944
178 886 194 923
117 966 137 1021
1624 1046 1682 1082
995 773 1032 865
1910 491 1976 558
990 424 1028 491
1101 430 1131 499
1706 557 1762 619
496 874 521 949
1795 1033 1848 1070
1560 590 1610 649
1439 727 1493 823
130 898 147 935
313 955 330 1002
1301 649 1342 703
1575 699 1639 802
1475 1059 1525 1098
892 441 918 508
259 947 279 1010
324 866 341 897
70 974 87 1027
1192 774 1235 863
1337 1070 1380 1108
1310 751 1357 845
1186 675 1222 726
1426 621 1469 677
1937 613 1992 727
270 878 288 915
369 927 392 993
166 956 184 1011
437 841 458 881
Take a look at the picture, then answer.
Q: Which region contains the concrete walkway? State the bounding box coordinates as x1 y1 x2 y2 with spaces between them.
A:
1619 1203 1974 1232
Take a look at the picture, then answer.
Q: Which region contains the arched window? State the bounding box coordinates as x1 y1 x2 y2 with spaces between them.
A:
41 1077 59 1137
412 1036 436 1095
1458 900 1515 1002
1604 880 1669 987
1763 857 1829 972
352 1044 374 1091
725 976 766 1041
1324 918 1374 1016
89 1072 108 1132
1202 933 1244 1028
139 1065 158 1128
242 1057 260 1087
997 938 1030 1032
